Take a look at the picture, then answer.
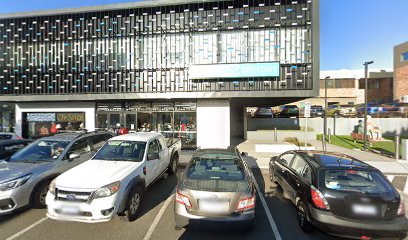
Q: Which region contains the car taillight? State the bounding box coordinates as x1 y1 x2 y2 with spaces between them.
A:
16 135 23 140
310 186 330 210
237 195 256 211
398 198 405 216
175 190 192 208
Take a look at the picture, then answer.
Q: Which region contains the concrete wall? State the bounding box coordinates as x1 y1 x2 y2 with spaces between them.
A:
15 102 96 137
248 118 408 137
197 99 230 148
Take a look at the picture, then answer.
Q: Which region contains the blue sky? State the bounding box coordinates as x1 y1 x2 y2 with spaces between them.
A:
1 0 407 70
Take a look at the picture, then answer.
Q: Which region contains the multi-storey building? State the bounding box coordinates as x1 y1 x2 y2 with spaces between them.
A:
0 0 319 148
395 41 408 102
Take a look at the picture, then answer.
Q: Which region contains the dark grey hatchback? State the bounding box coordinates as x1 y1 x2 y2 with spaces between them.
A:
269 151 408 240
174 148 256 231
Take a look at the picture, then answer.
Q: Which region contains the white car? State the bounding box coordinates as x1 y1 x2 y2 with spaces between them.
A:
46 132 181 223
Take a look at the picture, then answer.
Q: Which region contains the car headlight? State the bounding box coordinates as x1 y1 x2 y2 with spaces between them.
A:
94 181 120 199
0 174 31 191
49 178 57 195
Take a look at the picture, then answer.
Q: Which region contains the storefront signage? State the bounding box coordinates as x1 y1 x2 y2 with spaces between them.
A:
189 62 280 79
27 113 56 122
97 103 122 112
56 113 85 122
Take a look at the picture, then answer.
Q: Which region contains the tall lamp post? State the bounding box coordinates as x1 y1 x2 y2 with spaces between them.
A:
363 61 374 151
323 76 330 151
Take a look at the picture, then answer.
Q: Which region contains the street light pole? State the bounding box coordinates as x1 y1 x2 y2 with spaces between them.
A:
323 76 330 151
363 61 374 151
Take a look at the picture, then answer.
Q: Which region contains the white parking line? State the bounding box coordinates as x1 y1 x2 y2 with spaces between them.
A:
143 188 176 240
251 174 283 240
6 217 48 240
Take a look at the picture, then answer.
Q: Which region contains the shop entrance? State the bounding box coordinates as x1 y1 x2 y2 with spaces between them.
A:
96 101 197 149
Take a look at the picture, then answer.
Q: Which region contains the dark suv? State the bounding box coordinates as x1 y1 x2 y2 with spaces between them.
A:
0 131 113 215
269 151 408 239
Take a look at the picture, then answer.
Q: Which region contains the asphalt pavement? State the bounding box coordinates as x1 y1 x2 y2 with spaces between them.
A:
0 163 357 240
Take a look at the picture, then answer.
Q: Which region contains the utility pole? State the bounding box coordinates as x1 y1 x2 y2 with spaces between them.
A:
323 76 330 151
363 61 374 151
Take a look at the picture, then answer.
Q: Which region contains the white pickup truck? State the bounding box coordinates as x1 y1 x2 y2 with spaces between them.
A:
45 132 181 223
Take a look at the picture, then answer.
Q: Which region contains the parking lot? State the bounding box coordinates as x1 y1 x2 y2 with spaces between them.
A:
0 160 347 240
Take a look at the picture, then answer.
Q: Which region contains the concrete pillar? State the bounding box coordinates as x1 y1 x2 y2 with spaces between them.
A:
197 99 230 148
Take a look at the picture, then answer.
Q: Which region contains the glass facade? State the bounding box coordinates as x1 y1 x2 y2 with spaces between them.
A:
96 101 197 149
22 112 85 138
0 0 314 95
0 102 15 132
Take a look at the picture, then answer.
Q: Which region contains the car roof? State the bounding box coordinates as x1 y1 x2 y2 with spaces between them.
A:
0 139 33 145
294 150 373 169
39 131 110 142
110 132 162 142
194 148 238 157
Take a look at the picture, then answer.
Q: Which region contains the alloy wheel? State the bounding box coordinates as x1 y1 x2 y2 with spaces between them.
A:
130 193 140 214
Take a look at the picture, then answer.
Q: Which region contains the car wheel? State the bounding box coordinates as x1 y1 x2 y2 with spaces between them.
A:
297 202 314 232
32 180 52 209
269 168 277 183
168 153 178 175
120 186 143 222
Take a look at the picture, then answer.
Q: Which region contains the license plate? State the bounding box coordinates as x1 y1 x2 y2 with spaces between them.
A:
352 204 378 216
199 200 230 213
60 205 80 215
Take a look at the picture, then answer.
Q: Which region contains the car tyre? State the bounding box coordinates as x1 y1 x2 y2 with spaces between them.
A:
269 168 277 183
32 180 52 209
168 153 179 175
120 186 143 222
297 202 314 232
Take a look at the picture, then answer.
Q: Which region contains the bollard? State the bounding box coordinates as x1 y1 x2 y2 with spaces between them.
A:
396 135 400 161
328 128 331 144
274 127 277 142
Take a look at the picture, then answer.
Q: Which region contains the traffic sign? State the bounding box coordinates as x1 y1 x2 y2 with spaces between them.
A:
304 102 311 118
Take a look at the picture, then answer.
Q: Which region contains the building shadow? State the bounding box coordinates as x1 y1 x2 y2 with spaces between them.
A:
0 206 30 225
138 171 178 218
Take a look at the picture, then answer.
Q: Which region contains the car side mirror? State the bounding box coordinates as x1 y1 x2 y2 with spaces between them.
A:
270 156 278 162
68 153 81 161
147 153 159 161
241 152 248 157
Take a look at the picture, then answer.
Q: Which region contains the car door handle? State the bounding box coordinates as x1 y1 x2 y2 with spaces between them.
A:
295 181 300 187
281 170 286 173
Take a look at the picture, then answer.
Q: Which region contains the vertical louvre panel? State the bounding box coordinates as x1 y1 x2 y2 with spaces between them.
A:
0 0 313 95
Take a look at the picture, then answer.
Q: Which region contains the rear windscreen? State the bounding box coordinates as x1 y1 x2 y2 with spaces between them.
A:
187 156 245 181
324 169 394 194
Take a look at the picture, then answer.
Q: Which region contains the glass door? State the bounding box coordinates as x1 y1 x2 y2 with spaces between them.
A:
137 112 153 132
174 112 197 149
155 112 174 135
125 113 137 131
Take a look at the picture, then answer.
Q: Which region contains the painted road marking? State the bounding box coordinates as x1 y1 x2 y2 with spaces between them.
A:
6 217 48 240
251 174 283 240
143 188 176 240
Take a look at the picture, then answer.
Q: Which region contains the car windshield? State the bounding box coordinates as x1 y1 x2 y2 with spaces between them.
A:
324 169 394 194
186 154 245 181
93 140 146 162
8 140 70 163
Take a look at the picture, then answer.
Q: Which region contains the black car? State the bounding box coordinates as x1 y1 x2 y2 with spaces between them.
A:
279 105 299 118
310 105 324 118
0 139 33 160
269 151 408 239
